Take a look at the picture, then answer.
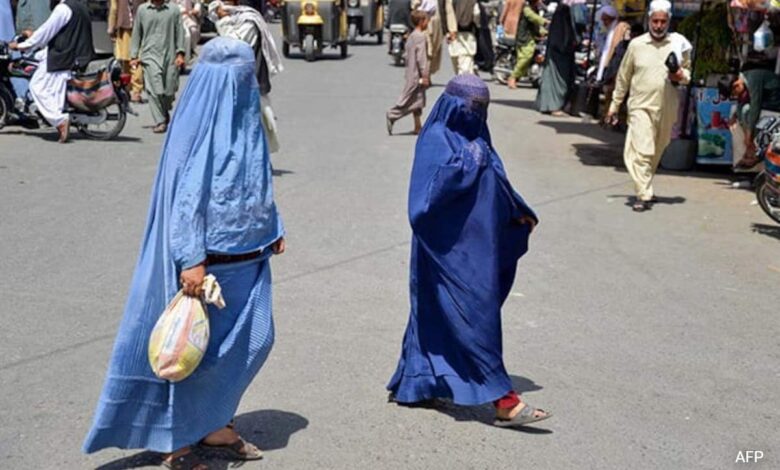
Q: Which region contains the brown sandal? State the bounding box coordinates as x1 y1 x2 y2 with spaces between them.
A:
199 437 264 461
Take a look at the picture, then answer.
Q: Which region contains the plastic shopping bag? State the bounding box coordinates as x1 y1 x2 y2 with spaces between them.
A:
148 275 226 382
730 120 747 165
754 20 774 52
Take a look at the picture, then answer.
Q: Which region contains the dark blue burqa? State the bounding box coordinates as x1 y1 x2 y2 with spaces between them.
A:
387 75 537 405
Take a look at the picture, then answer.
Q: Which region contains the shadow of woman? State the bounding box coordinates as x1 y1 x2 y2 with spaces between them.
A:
94 409 308 470
393 375 552 435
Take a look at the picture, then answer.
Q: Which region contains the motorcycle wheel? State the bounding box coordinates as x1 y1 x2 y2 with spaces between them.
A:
303 34 316 62
0 94 7 129
756 174 780 224
78 102 127 141
0 85 13 129
340 41 348 59
282 41 291 58
348 23 358 44
493 53 511 84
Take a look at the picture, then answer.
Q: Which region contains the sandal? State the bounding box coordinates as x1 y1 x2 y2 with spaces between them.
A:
632 200 648 212
162 450 209 470
199 437 264 461
493 403 552 428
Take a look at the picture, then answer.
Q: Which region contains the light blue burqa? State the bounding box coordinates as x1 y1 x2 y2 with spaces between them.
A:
0 0 29 99
83 37 284 454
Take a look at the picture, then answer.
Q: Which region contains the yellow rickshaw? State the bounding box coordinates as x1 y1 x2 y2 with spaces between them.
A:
281 0 349 61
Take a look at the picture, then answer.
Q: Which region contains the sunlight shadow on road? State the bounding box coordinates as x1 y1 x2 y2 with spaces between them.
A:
751 223 780 241
490 99 538 112
272 168 295 177
607 194 687 209
537 120 621 145
93 409 308 470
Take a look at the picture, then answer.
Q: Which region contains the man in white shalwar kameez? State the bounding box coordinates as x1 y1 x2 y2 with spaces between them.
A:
595 5 617 82
11 0 94 142
605 0 691 212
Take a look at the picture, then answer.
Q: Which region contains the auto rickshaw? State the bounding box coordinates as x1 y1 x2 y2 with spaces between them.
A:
346 0 384 44
282 0 349 61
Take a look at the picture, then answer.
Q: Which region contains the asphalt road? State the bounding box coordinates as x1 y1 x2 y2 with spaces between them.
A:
1 29 779 470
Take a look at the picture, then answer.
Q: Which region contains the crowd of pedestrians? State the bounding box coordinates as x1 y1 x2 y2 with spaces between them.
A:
0 0 704 466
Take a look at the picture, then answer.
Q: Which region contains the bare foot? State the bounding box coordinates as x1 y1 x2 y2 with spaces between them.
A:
202 426 240 446
162 447 208 470
201 426 263 459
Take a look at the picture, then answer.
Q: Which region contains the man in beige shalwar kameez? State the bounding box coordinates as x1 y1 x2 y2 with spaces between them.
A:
606 0 691 212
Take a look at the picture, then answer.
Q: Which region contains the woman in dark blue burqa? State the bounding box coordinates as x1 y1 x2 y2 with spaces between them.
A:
387 74 551 427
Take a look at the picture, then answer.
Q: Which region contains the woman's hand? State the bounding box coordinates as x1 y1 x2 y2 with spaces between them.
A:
517 216 537 233
272 237 286 255
180 263 206 297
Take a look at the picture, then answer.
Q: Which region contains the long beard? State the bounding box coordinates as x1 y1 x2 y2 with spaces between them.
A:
650 26 669 40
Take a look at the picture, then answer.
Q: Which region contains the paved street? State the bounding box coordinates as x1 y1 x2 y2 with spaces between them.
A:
1 28 779 470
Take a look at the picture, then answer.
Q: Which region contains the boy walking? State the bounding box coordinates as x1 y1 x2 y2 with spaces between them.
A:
387 10 430 135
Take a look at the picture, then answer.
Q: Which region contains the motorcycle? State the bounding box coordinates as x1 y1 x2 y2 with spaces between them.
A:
388 23 408 66
0 39 132 140
493 37 545 87
265 0 282 22
752 115 780 223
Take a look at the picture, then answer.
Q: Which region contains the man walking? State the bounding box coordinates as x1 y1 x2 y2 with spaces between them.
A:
108 0 145 103
442 0 478 75
130 0 186 133
605 0 691 212
11 0 95 143
502 0 547 89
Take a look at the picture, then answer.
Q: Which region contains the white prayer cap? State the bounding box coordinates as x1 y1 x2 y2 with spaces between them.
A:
648 0 672 15
599 5 618 19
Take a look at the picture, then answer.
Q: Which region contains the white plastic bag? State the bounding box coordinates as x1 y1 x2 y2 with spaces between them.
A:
148 275 225 382
730 120 747 165
754 20 774 52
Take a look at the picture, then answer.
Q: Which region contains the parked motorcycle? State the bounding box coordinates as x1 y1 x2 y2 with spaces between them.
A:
265 0 282 22
388 23 408 66
0 40 132 140
752 115 780 223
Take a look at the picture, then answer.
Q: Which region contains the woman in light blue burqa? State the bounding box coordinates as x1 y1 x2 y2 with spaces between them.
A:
83 38 284 469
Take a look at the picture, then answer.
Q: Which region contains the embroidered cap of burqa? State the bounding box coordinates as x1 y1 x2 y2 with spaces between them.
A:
388 75 537 405
83 37 283 453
